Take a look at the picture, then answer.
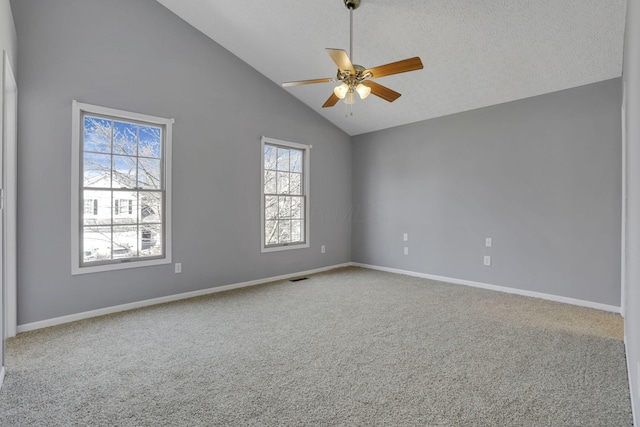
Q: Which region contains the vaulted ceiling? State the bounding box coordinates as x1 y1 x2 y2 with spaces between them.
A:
157 0 627 136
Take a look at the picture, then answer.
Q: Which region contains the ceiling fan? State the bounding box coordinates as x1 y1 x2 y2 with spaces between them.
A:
282 0 424 108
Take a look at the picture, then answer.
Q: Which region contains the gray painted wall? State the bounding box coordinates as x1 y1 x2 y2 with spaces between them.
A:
352 78 621 306
0 0 16 70
11 0 352 325
623 0 640 421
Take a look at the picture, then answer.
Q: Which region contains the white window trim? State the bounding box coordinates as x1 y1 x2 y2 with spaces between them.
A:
260 136 310 253
71 100 174 275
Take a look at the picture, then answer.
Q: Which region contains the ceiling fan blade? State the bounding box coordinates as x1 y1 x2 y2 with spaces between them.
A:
326 48 355 74
322 93 340 108
282 78 334 88
367 81 401 102
365 57 424 79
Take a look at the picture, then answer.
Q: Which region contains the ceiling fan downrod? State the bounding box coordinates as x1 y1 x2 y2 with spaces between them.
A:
344 0 360 61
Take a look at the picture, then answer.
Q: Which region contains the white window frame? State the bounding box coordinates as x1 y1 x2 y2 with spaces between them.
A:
71 101 174 274
261 136 310 253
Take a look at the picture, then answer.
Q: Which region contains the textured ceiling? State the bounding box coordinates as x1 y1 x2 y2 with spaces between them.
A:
157 0 626 136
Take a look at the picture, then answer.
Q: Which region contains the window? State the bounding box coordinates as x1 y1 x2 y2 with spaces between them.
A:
261 136 310 252
84 199 98 215
115 199 133 215
71 101 173 274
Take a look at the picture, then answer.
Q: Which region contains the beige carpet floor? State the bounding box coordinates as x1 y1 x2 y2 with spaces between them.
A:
0 267 632 426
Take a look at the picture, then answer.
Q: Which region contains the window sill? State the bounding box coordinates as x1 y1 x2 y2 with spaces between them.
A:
261 242 309 253
72 257 171 275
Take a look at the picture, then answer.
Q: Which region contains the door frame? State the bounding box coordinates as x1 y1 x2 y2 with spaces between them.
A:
3 51 17 338
622 81 628 318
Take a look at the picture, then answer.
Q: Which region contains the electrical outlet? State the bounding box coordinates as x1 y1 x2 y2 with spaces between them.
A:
175 263 182 273
483 256 491 266
485 237 492 247
321 245 326 254
403 233 408 241
404 247 409 255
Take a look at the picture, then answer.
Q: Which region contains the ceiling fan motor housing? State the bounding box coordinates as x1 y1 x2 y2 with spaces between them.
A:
344 0 360 10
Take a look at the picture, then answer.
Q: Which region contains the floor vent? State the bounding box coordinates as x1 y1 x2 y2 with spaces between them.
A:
290 277 308 282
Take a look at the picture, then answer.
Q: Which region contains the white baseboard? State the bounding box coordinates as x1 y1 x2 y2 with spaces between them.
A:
16 263 351 334
15 261 621 333
0 366 5 391
352 263 621 313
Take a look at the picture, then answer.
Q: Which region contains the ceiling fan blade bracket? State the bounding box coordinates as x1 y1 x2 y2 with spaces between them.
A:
360 70 373 80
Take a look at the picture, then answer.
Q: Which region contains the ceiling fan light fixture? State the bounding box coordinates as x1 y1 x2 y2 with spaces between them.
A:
356 83 371 99
280 0 424 110
334 83 349 99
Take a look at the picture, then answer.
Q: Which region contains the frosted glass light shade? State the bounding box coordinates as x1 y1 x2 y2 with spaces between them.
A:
344 90 355 105
356 83 371 99
333 83 349 99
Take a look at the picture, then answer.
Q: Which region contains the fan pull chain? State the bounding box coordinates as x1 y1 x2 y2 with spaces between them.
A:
345 102 353 118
